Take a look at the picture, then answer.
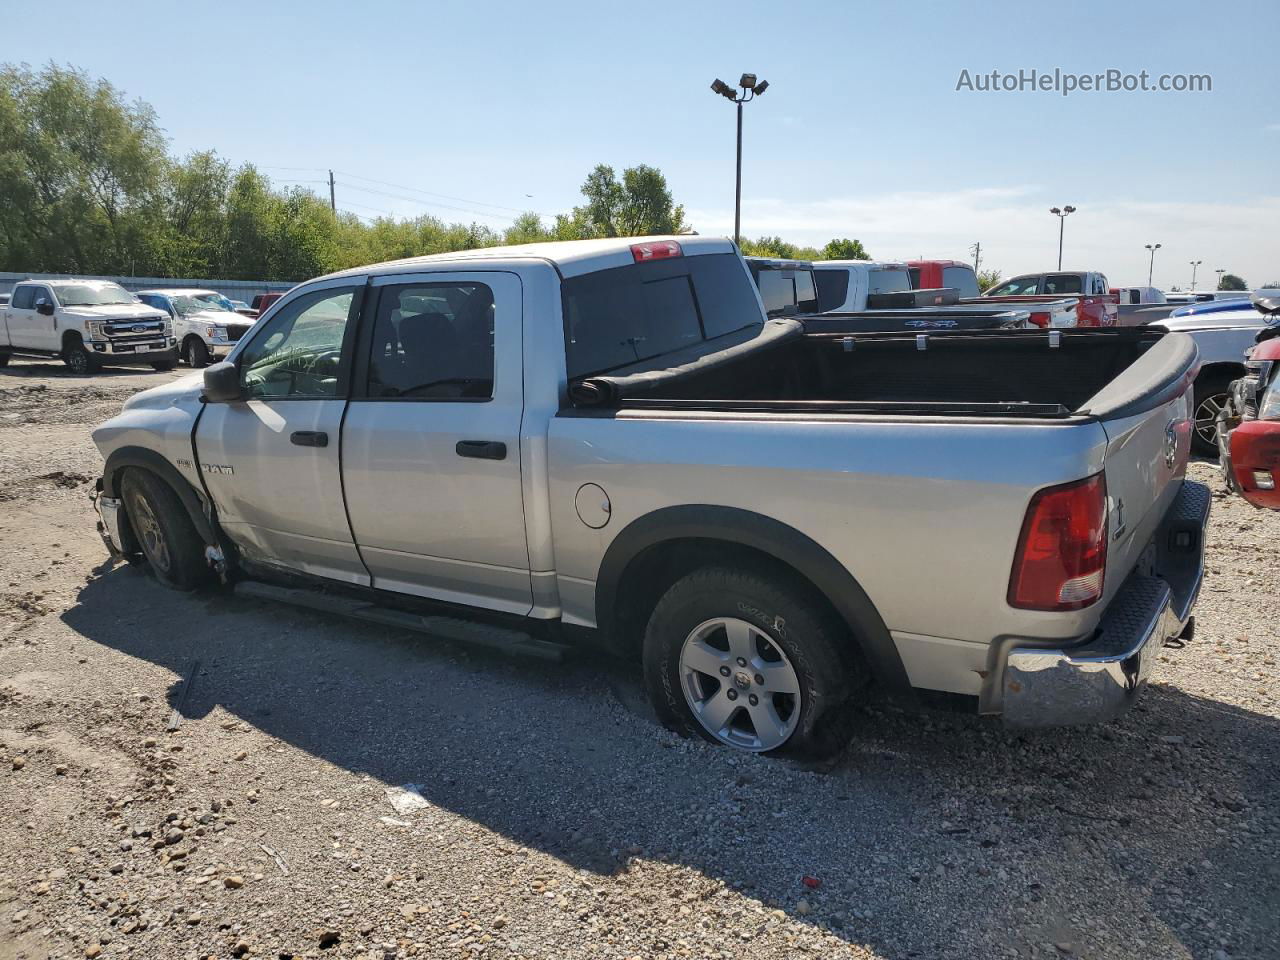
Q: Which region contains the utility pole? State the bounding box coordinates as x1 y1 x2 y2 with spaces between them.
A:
328 170 336 214
970 241 981 273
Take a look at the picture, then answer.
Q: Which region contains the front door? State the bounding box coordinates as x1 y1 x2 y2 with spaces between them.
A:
195 279 369 585
340 271 532 614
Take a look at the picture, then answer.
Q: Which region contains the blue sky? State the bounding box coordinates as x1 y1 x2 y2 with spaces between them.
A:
14 0 1280 288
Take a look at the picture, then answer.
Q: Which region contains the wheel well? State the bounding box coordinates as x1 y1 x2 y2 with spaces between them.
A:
612 538 853 664
1197 362 1245 389
61 330 84 351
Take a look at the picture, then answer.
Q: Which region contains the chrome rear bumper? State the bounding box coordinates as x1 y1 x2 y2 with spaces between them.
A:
999 480 1210 727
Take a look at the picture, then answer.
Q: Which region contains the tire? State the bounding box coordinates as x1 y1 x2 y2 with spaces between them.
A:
0 352 10 368
119 469 210 590
183 337 211 368
1192 374 1234 457
151 358 178 371
63 338 100 375
642 565 862 757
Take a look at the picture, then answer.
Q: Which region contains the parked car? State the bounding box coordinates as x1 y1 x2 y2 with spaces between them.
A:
907 260 980 298
811 259 912 312
135 289 257 368
745 257 821 315
91 236 1207 754
0 293 9 307
1112 286 1166 306
1 278 176 374
229 299 255 317
981 271 1119 327
1165 291 1251 306
1152 303 1271 456
1216 306 1280 508
251 292 284 315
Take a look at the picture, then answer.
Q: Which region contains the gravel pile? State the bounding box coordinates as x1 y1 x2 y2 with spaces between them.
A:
1 357 1277 960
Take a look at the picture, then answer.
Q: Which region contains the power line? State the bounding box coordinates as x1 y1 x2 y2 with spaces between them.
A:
334 181 520 223
332 168 545 217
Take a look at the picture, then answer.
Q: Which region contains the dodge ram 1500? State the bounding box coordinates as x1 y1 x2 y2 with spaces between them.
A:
91 236 1208 755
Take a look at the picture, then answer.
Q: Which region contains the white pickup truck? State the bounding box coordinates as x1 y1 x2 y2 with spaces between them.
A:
90 237 1208 755
1 278 178 373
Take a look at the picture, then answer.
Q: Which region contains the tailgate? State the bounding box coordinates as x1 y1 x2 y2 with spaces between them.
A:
1087 334 1199 605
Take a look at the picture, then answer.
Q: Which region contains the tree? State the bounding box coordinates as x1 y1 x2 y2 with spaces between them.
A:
739 236 822 260
567 163 687 238
503 211 551 246
977 268 1003 292
1263 281 1280 290
820 238 869 261
1218 273 1247 291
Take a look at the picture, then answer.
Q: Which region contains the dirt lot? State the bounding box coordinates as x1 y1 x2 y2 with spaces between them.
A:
1 356 1277 960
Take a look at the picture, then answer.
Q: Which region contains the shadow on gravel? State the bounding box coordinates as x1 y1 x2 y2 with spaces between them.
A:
64 565 1280 959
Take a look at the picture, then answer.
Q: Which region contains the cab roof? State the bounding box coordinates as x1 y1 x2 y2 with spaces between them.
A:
323 235 735 281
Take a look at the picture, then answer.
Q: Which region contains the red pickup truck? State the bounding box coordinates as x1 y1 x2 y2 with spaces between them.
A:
982 271 1119 327
907 260 980 298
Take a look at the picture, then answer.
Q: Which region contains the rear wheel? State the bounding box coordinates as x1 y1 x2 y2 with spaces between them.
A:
642 566 861 757
1192 374 1234 457
63 338 100 375
0 352 10 367
119 469 210 590
183 337 210 368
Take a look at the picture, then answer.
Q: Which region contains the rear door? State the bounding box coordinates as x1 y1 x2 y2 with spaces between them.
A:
340 271 533 614
4 285 38 347
195 278 369 584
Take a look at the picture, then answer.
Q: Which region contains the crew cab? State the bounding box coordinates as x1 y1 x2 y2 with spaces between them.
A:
983 271 1119 327
907 260 980 298
91 237 1208 755
136 289 257 368
1 279 177 374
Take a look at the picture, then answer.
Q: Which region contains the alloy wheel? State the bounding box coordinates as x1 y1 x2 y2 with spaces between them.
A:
678 617 801 752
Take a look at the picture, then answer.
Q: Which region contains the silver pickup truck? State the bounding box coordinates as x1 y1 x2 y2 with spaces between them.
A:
91 236 1209 756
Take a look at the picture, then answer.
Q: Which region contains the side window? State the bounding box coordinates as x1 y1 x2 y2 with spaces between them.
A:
34 286 54 306
238 286 359 400
366 282 494 400
11 286 35 309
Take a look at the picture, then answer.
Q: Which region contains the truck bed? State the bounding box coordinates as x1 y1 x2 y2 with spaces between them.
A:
569 326 1195 420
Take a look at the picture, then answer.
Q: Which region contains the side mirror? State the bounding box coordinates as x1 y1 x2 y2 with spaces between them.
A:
202 361 243 403
36 299 54 316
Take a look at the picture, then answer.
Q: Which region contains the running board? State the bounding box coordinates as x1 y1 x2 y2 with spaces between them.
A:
232 580 568 662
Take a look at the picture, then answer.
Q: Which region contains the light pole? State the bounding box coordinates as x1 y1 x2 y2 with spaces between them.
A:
1049 205 1076 270
710 73 769 246
1145 243 1161 287
1215 268 1225 290
1189 260 1202 291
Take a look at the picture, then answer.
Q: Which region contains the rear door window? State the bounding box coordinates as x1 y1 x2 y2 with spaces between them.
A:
562 253 761 378
941 266 980 298
1044 274 1083 295
814 269 850 312
10 286 35 309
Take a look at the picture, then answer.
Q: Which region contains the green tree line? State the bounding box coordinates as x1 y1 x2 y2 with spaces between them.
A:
1 63 869 282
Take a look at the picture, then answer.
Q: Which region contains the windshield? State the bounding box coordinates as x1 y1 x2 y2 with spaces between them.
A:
173 295 230 316
195 292 236 311
54 282 135 306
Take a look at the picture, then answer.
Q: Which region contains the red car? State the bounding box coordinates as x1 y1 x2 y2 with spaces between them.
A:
1219 320 1280 509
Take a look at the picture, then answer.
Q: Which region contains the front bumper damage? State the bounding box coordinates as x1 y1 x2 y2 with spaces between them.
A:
991 480 1210 727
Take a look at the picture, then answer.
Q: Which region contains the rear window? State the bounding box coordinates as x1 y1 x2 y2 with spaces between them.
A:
942 265 980 298
814 269 850 312
562 253 762 379
867 268 911 295
1043 274 1083 295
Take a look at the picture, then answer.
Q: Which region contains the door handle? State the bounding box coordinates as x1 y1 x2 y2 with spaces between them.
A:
290 431 329 447
456 440 506 460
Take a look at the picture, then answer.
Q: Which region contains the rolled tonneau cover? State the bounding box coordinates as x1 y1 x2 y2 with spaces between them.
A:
568 318 801 408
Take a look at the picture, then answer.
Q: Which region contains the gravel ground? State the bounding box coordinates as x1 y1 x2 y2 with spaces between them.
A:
1 356 1278 960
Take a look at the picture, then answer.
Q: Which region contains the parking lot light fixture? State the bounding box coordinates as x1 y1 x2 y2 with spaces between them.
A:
1050 205 1075 270
1145 243 1162 287
710 72 769 246
1190 260 1203 291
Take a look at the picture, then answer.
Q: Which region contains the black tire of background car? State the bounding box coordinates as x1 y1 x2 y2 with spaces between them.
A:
642 564 864 758
0 352 9 367
184 337 211 368
119 468 211 591
151 359 177 371
1192 374 1235 457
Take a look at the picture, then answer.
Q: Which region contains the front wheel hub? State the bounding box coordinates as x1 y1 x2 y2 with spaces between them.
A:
678 617 802 752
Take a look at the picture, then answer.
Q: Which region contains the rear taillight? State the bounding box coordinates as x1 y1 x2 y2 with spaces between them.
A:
1008 473 1108 611
1028 311 1050 328
631 240 682 262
